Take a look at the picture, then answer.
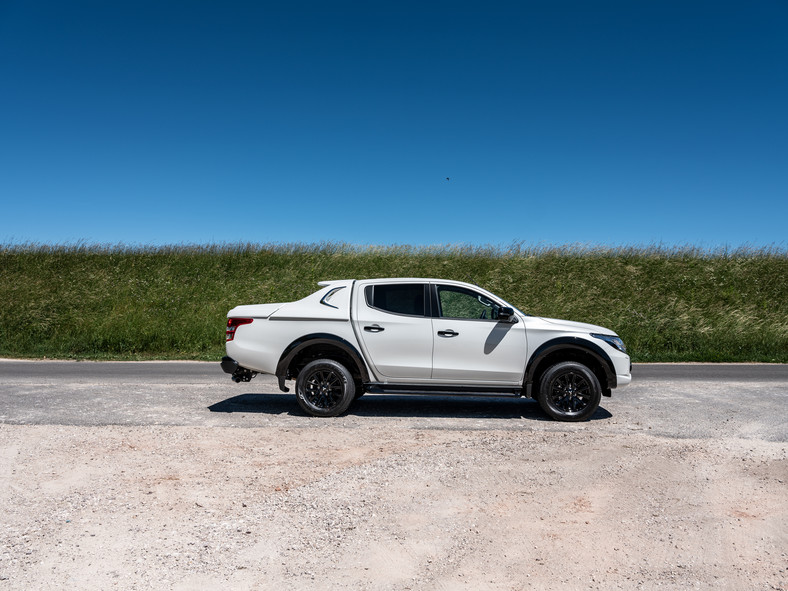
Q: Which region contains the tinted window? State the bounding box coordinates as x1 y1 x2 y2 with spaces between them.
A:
365 284 425 316
437 285 497 320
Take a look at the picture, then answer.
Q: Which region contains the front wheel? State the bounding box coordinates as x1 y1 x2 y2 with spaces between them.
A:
295 359 356 417
537 361 601 422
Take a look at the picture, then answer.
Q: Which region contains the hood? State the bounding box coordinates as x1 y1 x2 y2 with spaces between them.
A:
537 316 615 335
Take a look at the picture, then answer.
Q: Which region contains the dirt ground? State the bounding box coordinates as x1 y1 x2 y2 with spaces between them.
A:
1 421 786 590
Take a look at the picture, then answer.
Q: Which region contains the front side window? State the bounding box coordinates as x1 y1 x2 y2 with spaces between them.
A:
436 285 499 320
365 284 426 316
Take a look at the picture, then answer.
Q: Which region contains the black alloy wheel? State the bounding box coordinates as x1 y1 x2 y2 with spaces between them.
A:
295 359 356 417
537 361 602 422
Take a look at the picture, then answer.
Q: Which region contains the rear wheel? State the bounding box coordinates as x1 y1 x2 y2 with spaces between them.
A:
537 361 601 422
295 359 355 417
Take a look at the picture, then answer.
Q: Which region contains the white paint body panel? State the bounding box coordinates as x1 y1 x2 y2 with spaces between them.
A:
355 304 433 379
227 303 284 319
226 281 360 376
431 318 526 383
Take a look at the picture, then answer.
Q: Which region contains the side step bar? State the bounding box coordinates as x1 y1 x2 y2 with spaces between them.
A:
364 383 524 397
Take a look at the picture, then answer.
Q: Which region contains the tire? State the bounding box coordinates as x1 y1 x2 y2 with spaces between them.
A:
537 361 601 422
295 359 356 417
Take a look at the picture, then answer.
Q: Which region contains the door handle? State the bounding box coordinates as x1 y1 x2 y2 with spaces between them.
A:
364 324 385 333
437 329 459 337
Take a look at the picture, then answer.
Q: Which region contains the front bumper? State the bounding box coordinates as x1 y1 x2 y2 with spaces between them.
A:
616 372 632 387
614 360 633 387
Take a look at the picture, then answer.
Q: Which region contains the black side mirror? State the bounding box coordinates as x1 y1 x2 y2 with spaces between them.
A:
497 306 517 323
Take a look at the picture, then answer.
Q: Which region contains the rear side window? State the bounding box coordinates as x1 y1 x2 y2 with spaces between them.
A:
365 284 426 316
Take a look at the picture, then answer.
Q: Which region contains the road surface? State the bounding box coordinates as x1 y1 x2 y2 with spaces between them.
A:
1 360 785 441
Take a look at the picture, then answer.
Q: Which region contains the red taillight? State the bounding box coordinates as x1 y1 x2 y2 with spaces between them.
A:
226 318 253 341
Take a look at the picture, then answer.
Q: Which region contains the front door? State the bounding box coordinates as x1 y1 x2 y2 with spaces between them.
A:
430 283 526 383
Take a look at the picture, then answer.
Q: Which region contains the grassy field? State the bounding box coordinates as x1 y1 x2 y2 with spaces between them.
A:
1 243 786 363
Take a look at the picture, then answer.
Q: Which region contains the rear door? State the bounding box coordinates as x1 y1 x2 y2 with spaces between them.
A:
354 282 433 380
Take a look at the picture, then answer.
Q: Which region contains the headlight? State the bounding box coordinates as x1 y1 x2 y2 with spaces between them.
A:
591 333 627 354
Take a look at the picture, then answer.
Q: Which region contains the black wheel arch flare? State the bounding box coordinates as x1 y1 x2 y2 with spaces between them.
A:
276 333 370 392
525 337 617 396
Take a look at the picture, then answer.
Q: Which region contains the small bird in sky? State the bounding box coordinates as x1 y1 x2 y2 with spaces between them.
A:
446 177 450 181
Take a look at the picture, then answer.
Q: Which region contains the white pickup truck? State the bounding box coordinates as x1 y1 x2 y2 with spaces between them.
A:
221 278 631 421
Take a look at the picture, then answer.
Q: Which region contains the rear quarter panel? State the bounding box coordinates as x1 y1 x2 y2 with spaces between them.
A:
226 280 361 375
227 318 361 375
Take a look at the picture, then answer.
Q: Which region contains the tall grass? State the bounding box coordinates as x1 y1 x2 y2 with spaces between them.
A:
1 242 786 362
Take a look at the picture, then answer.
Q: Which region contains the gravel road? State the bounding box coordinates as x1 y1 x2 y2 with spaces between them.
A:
1 361 786 590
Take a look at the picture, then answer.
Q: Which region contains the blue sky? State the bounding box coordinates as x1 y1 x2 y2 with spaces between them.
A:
1 1 786 248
